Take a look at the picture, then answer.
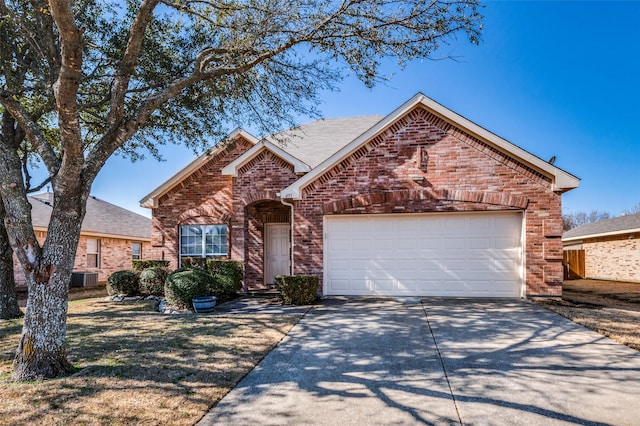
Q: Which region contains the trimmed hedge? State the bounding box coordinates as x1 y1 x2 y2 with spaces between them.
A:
132 259 170 272
207 259 243 297
107 270 140 296
275 275 319 305
164 268 215 309
180 257 208 269
139 267 169 296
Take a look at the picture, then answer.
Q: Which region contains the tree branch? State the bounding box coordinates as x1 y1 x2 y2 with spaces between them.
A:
0 91 60 176
48 0 84 163
105 0 160 134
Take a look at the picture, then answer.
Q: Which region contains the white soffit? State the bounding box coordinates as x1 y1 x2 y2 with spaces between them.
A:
139 128 259 208
280 93 580 199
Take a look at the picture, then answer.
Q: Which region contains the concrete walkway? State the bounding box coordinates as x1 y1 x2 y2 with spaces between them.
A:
198 298 640 425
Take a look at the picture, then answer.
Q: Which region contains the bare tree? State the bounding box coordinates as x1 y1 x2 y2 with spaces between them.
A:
563 210 612 231
622 203 640 216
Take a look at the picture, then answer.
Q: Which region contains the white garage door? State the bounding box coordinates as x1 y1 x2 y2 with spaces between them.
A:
324 212 523 297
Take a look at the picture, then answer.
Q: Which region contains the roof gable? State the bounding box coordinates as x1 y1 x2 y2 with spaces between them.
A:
140 129 258 208
221 140 311 176
30 193 151 239
563 212 640 241
264 116 384 168
281 93 580 199
221 116 383 176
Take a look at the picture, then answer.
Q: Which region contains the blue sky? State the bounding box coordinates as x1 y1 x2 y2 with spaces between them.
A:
87 0 639 218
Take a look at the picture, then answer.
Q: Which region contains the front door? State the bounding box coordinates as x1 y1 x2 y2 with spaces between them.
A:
264 223 291 285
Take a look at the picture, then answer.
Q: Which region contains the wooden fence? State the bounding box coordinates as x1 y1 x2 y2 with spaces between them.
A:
563 249 585 280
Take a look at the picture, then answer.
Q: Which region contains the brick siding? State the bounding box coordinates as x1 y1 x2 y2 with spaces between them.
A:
148 137 254 269
150 105 566 297
293 106 563 297
14 232 151 286
582 233 640 283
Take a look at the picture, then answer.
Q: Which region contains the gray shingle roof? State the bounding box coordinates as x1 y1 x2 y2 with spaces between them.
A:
563 212 640 240
264 115 384 168
30 193 151 239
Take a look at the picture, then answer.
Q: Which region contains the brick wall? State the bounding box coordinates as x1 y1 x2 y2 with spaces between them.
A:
232 151 299 287
14 232 151 286
150 106 566 297
149 138 254 269
292 106 564 297
583 233 640 283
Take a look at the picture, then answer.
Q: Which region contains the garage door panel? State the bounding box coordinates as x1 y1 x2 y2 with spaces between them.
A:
324 212 523 297
443 238 466 249
370 279 395 291
468 238 491 249
373 239 395 250
495 237 519 249
420 259 443 271
396 238 418 250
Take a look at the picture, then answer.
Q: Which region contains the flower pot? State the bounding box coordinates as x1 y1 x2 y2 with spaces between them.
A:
192 296 217 313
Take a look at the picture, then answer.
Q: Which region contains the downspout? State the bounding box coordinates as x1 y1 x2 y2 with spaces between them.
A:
279 197 295 276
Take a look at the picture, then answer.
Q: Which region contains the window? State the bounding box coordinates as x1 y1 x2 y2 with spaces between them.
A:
180 225 228 259
132 242 142 260
87 238 101 268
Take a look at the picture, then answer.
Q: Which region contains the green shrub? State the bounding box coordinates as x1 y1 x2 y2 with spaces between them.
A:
139 267 169 296
207 259 243 297
180 257 208 270
107 270 140 296
275 275 319 305
164 268 215 309
132 259 170 272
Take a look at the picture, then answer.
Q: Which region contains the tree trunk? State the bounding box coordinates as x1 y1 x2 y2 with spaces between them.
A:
0 201 22 319
1 141 88 380
12 274 74 380
11 189 86 381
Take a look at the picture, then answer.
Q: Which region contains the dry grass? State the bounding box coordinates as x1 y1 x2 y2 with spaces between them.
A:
535 279 640 351
0 298 300 425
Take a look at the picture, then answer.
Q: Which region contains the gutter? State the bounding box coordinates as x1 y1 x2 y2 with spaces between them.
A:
279 196 295 275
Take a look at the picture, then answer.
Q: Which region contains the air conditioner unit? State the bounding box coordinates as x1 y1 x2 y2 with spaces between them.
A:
71 272 99 288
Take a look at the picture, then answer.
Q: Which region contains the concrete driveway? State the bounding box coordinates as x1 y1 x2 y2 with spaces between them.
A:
198 298 640 425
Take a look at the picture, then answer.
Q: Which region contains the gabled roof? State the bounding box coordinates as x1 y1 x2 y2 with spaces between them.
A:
222 140 311 176
140 128 259 208
30 193 151 239
563 212 640 241
222 116 383 177
281 93 580 199
264 116 384 168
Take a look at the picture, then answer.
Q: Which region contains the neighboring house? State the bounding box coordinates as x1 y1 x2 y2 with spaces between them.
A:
14 193 152 287
563 213 640 283
141 93 579 298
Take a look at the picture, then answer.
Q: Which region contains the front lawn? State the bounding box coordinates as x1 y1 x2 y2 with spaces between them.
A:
535 279 640 351
0 298 300 425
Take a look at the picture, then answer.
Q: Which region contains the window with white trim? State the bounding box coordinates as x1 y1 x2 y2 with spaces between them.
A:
132 242 142 260
180 225 228 260
87 238 101 268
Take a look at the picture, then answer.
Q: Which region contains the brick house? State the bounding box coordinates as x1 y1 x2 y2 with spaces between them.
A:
141 93 579 298
14 193 152 287
563 213 640 283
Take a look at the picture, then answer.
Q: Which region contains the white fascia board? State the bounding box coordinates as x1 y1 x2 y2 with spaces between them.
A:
563 227 640 242
222 140 311 176
281 93 580 200
139 128 258 208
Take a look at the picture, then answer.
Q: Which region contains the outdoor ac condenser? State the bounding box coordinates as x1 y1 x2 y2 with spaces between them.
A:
70 272 99 288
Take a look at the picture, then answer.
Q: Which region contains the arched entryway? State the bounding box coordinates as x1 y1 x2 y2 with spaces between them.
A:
244 200 291 289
